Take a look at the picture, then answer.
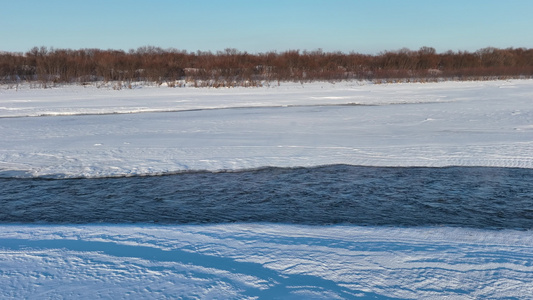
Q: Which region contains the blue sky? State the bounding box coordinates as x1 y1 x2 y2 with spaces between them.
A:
1 0 532 54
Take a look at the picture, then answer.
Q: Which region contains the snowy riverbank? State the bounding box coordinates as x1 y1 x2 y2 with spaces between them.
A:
1 224 532 299
1 80 532 299
2 80 533 178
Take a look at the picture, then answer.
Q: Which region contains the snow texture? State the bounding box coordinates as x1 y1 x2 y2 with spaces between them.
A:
1 80 533 178
1 80 533 299
1 224 532 299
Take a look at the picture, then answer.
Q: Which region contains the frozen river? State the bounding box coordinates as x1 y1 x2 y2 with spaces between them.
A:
2 80 533 177
1 80 533 299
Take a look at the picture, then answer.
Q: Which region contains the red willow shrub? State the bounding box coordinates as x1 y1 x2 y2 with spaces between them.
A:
1 46 533 87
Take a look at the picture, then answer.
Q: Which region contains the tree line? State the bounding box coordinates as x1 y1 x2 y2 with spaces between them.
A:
1 46 533 87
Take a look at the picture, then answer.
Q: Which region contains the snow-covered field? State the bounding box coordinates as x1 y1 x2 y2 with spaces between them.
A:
1 80 533 299
2 80 533 177
2 224 532 299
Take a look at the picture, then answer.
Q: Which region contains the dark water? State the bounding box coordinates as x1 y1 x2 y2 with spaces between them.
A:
1 165 532 229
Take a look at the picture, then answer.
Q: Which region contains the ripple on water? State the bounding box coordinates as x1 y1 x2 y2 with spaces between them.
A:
1 165 532 229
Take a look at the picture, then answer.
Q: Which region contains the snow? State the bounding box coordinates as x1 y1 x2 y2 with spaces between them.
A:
1 80 533 298
1 80 533 178
1 224 532 299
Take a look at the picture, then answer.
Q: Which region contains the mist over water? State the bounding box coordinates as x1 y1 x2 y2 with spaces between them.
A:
2 165 532 229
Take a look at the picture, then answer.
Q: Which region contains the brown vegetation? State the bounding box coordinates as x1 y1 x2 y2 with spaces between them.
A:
1 46 533 88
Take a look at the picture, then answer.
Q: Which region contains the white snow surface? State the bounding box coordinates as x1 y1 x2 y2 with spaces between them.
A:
1 224 532 299
2 80 533 299
2 80 533 178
